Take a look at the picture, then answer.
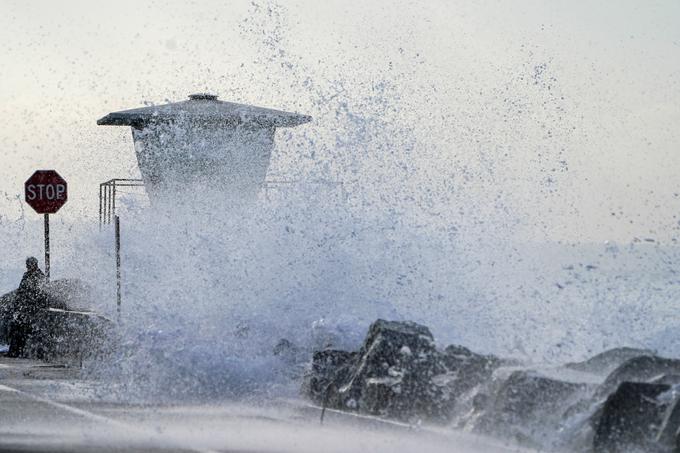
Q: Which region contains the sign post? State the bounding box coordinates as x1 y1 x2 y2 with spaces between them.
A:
24 170 68 281
44 213 50 279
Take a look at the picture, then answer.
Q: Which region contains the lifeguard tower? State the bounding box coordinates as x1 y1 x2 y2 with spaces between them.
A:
97 93 311 210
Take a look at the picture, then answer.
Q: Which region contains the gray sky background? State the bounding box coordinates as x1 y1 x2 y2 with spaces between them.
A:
1 0 679 243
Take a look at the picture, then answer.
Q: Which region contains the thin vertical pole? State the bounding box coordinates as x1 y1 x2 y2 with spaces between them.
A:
112 181 116 220
103 184 107 225
44 213 50 281
107 184 110 224
107 185 113 224
115 215 121 314
99 184 103 230
104 184 107 224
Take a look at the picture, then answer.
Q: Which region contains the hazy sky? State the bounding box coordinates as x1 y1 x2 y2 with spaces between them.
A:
1 0 679 243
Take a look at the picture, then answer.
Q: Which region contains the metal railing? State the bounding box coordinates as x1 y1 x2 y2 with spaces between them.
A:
99 179 146 227
99 178 345 226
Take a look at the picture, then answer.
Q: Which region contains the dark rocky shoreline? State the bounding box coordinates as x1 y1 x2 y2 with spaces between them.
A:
302 319 680 452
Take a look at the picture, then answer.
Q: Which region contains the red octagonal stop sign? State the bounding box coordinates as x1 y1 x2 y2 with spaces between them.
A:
25 170 68 214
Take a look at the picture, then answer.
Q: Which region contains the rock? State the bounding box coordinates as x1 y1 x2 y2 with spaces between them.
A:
565 347 655 375
593 381 671 453
339 319 446 420
302 319 503 423
302 349 357 407
301 319 680 452
36 308 115 364
0 289 18 344
432 345 502 427
656 393 680 450
597 355 680 400
474 370 589 447
562 355 680 453
440 344 500 397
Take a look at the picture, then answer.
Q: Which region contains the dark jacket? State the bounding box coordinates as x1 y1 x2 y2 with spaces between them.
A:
15 268 47 323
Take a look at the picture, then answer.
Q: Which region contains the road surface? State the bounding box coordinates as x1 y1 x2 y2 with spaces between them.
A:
0 354 534 453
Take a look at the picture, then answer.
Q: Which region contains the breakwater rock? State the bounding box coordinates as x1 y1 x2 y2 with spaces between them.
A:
302 319 680 452
302 319 500 422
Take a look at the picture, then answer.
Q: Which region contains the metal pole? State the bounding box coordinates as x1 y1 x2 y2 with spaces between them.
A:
104 184 109 225
115 215 121 314
103 184 107 225
99 184 103 230
112 180 116 220
44 213 50 281
107 184 112 224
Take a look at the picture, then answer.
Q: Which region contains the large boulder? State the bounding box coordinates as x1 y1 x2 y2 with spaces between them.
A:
593 381 671 453
34 307 115 364
302 319 501 423
337 319 446 421
474 370 590 448
555 354 680 453
596 355 680 400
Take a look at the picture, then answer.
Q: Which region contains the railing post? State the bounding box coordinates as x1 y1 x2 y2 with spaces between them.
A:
112 180 116 220
107 184 112 224
98 184 103 230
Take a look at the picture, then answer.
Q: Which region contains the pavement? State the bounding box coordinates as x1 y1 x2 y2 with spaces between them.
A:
0 354 534 453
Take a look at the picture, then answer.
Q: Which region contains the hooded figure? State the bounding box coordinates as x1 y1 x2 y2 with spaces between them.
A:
18 257 45 296
7 257 47 357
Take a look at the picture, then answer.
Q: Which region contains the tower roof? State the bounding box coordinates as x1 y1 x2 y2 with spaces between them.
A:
97 94 312 128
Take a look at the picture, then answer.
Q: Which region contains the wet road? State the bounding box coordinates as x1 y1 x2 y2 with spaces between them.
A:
0 355 533 453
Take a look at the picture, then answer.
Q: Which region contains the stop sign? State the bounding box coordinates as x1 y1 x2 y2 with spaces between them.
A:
25 170 68 214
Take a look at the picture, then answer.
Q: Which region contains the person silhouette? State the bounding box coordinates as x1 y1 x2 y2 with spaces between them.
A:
7 257 46 357
18 257 45 295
